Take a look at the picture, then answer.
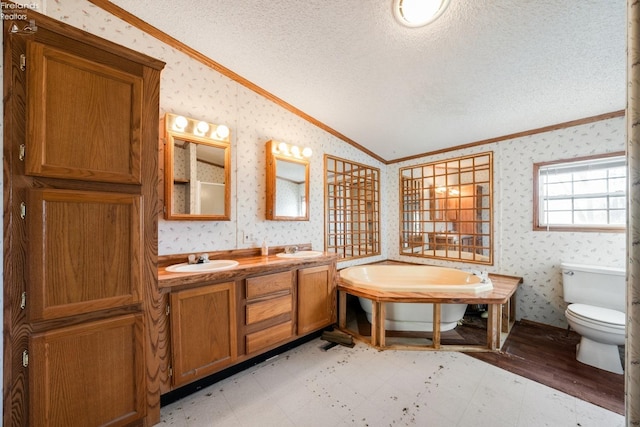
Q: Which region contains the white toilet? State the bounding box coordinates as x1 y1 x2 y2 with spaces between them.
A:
561 262 626 374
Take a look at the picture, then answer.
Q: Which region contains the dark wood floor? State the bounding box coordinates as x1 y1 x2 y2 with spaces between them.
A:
347 298 624 415
467 318 624 415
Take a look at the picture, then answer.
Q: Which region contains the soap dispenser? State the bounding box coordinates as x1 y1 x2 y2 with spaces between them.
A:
261 239 269 256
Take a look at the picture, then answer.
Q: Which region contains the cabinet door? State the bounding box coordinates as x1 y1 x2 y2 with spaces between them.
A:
170 282 237 387
29 314 146 427
26 41 143 184
297 265 336 335
27 188 142 321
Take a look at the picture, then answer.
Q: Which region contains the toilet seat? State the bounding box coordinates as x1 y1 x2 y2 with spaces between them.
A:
566 304 625 330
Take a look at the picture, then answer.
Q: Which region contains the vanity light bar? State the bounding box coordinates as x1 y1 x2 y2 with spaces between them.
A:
271 141 312 159
167 113 230 142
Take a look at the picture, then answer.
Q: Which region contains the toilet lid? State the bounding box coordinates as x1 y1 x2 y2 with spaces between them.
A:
567 304 625 327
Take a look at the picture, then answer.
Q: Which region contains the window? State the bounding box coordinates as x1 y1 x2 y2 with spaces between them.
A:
533 152 626 232
399 152 493 265
325 156 380 260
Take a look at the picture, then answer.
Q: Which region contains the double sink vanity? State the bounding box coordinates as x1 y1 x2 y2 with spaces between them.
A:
160 112 325 390
158 114 331 392
158 246 337 390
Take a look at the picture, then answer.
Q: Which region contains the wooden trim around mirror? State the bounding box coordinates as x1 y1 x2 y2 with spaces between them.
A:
265 140 310 221
163 113 231 220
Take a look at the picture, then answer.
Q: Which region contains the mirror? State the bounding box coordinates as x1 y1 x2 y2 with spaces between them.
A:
265 140 310 220
164 113 231 220
399 152 493 264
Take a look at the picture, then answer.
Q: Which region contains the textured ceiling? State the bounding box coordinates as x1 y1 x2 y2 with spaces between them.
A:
111 0 626 162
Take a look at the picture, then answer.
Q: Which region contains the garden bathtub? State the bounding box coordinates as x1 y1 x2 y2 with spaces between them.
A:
340 265 493 332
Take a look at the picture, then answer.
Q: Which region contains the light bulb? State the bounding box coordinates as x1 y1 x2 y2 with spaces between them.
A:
173 115 188 131
302 147 313 158
394 0 449 27
195 121 210 136
215 125 229 139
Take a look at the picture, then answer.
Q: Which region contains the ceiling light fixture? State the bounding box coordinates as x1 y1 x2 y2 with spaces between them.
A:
393 0 450 28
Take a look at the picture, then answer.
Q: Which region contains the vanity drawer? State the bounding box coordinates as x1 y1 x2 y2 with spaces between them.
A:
245 321 293 354
246 271 293 299
246 294 292 325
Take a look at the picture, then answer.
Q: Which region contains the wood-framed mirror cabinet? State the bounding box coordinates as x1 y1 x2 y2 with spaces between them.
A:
164 113 231 220
399 152 493 265
265 140 310 220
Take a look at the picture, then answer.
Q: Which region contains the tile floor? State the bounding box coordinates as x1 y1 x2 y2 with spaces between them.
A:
159 339 625 426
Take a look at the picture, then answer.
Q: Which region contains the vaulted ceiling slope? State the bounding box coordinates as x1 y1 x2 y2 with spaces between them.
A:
109 0 626 162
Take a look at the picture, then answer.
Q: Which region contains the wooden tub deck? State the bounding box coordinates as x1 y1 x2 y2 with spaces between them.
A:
337 273 523 351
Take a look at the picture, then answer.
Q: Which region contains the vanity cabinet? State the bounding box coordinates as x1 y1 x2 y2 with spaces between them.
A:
243 271 295 354
159 254 338 392
170 282 237 387
298 265 336 335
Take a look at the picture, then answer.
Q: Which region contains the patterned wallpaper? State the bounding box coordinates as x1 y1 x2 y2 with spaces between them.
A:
495 119 625 326
49 1 625 328
47 0 388 261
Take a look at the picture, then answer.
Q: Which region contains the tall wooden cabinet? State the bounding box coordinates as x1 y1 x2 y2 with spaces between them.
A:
3 11 164 426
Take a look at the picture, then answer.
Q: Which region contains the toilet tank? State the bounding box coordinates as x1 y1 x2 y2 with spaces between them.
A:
561 262 626 312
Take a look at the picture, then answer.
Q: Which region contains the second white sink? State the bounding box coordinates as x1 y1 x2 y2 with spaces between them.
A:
166 259 239 273
276 250 324 259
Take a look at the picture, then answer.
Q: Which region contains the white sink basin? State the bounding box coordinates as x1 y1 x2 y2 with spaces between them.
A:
276 250 324 259
166 259 239 273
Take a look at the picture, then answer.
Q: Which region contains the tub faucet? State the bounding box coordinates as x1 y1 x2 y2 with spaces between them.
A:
479 271 489 283
464 269 489 283
285 246 299 254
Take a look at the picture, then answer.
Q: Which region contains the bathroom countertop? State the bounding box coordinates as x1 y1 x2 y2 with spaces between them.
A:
158 252 339 289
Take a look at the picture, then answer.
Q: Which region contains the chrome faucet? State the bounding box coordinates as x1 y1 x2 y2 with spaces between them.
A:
284 246 299 254
188 253 210 264
197 253 210 263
